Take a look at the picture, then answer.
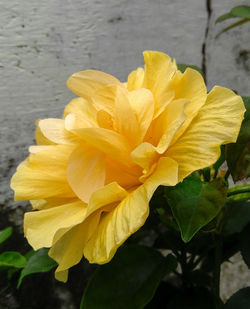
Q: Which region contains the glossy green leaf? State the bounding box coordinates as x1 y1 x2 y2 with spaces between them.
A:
226 97 250 182
224 201 250 235
216 12 234 23
0 227 13 244
225 287 250 308
165 177 227 242
18 248 57 288
177 63 204 77
0 251 26 269
80 245 177 309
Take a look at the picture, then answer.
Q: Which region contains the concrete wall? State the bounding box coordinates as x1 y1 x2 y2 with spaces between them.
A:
0 0 249 303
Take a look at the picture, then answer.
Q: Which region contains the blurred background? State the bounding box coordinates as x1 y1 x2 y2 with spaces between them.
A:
0 0 249 308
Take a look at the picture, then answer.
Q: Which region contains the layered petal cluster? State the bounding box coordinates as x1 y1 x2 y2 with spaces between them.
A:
11 51 245 282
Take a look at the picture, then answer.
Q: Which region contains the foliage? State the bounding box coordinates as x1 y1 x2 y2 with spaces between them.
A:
216 5 250 38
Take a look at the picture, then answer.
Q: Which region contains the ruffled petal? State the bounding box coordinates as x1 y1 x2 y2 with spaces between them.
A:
50 213 101 281
68 127 133 166
67 70 121 114
127 67 145 91
167 86 246 181
10 145 75 200
113 87 140 145
63 97 98 127
171 68 207 143
83 157 178 264
24 200 87 250
143 51 176 118
128 88 155 142
38 119 79 145
67 145 106 203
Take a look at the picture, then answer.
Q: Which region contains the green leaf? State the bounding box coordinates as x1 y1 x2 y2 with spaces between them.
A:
216 5 250 23
17 248 57 288
177 63 204 77
216 12 234 23
225 201 250 235
0 251 26 269
165 177 227 242
225 287 250 308
231 6 250 19
0 227 13 244
80 245 177 309
226 97 250 182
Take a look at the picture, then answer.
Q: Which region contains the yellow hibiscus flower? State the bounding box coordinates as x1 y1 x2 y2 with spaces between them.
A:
10 51 245 282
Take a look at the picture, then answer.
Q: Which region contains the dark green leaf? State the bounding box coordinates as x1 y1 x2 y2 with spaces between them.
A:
80 245 176 309
225 201 250 235
226 97 250 182
18 248 57 288
177 63 204 77
225 287 250 308
240 223 250 268
165 177 227 242
0 227 13 244
216 5 250 23
216 12 234 23
0 251 26 269
231 6 250 19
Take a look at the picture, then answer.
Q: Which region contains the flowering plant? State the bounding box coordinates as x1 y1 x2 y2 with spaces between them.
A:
9 50 250 308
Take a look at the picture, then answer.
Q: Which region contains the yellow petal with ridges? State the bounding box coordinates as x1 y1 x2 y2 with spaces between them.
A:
39 119 79 145
63 97 98 127
11 145 75 200
24 200 87 250
67 145 106 203
127 67 145 91
113 87 140 145
167 86 245 181
128 88 155 142
70 127 134 167
143 51 176 118
50 213 101 277
171 68 207 143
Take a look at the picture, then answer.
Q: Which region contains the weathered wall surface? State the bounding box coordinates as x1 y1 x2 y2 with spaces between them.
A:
0 0 249 305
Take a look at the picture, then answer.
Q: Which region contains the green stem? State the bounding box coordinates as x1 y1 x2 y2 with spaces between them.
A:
227 184 250 197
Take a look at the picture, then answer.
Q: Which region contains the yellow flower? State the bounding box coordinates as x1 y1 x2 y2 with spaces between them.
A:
10 51 245 282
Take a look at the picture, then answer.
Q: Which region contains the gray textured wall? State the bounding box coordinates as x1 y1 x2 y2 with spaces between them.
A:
1 0 250 301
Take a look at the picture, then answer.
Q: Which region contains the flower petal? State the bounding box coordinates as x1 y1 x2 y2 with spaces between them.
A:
167 86 246 181
113 87 140 145
39 119 79 145
11 145 75 200
83 185 149 264
84 157 178 264
128 88 155 142
63 97 98 127
67 145 106 203
49 213 101 279
171 68 207 142
69 127 134 166
131 99 187 171
143 51 176 118
24 200 87 250
127 67 145 91
67 70 121 114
